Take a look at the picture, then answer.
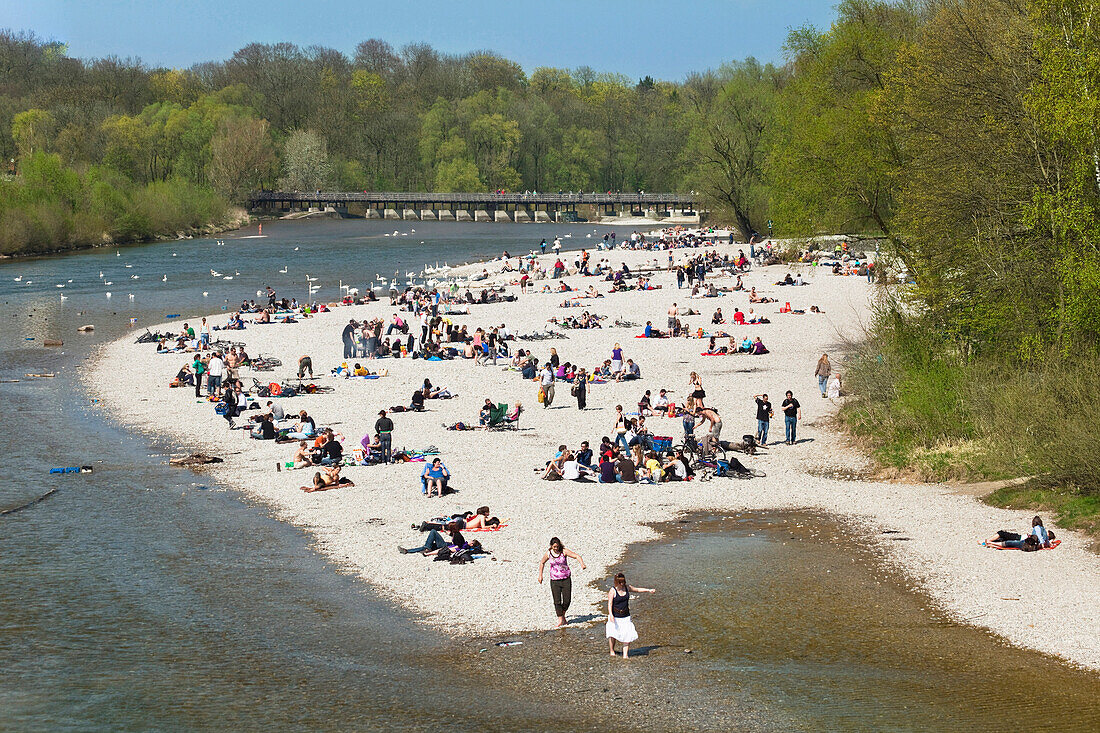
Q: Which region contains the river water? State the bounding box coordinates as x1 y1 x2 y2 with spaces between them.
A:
1 220 1097 731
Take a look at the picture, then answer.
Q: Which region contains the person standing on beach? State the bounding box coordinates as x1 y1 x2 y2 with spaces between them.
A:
539 362 555 408
199 317 210 350
815 354 832 398
667 303 679 333
206 351 224 396
573 368 589 409
342 320 358 359
192 354 206 398
375 409 394 463
753 393 772 447
537 537 587 628
606 572 655 659
781 391 802 445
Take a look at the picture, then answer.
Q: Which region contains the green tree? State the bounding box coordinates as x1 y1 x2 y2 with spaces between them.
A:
434 157 482 191
767 0 919 245
11 108 56 158
209 116 275 200
684 59 781 237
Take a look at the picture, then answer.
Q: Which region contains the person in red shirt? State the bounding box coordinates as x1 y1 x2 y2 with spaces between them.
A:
733 308 745 325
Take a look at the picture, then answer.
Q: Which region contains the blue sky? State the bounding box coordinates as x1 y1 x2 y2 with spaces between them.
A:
2 0 838 80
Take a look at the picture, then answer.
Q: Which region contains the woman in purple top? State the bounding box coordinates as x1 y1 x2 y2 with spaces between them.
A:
610 343 624 375
537 537 587 627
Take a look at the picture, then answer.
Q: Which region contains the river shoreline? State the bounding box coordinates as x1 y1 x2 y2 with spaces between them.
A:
86 237 1100 670
0 208 252 261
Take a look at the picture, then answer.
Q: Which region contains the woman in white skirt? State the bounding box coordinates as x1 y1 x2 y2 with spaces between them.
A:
606 572 656 659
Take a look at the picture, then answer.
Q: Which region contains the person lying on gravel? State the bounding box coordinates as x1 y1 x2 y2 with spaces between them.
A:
414 507 500 532
306 466 342 492
986 516 1055 550
398 522 483 558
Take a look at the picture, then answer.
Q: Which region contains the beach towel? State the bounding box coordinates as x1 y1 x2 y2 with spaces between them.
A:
981 539 1061 551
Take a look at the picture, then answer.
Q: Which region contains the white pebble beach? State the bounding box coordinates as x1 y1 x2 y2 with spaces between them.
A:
88 238 1100 670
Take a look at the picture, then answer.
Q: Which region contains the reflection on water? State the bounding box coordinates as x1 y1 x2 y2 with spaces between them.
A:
1 224 1097 730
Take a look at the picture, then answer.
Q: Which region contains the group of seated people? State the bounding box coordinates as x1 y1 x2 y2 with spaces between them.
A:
705 335 769 355
538 440 691 483
775 272 807 286
711 307 769 326
637 389 672 416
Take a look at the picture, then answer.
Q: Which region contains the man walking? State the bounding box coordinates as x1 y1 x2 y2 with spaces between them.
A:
753 393 772 447
375 409 394 463
781 391 802 445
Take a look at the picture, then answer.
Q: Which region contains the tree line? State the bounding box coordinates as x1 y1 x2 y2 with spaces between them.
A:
1 1 1097 510
2 0 1098 365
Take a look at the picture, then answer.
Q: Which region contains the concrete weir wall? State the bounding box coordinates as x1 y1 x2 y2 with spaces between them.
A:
438 209 455 221
513 208 532 222
402 209 419 220
456 210 473 222
420 209 437 220
474 210 492 222
384 208 400 220
494 210 512 222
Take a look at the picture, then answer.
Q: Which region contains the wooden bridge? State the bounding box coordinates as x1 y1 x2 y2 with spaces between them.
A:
248 191 702 222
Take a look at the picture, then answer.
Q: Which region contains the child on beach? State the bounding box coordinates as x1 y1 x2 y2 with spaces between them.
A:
606 572 656 658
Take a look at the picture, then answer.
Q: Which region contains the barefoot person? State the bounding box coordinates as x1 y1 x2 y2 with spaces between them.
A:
537 537 587 628
606 572 655 659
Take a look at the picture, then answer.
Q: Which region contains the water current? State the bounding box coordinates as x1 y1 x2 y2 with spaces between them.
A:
1 220 1096 731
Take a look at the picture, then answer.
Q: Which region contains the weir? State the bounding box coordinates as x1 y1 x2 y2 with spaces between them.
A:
248 191 703 222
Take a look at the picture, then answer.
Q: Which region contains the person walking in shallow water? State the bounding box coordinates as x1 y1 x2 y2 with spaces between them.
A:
537 537 587 628
606 572 655 659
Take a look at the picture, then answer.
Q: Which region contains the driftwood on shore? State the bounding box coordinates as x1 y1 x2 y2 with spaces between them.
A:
169 453 225 467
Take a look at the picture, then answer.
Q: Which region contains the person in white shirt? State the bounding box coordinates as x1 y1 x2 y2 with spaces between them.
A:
206 353 225 395
539 363 555 408
562 458 595 482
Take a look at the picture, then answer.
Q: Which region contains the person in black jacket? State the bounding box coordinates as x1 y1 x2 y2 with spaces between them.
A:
375 410 394 463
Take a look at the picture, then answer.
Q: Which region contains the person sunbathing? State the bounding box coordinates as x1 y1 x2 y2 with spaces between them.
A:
987 516 1054 549
352 363 371 376
305 466 342 492
399 522 465 555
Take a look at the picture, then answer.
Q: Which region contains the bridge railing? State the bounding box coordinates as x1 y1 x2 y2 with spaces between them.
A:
249 191 699 206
